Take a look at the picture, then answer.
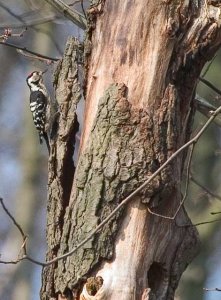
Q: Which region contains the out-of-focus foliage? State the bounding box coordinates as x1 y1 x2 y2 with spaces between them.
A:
176 50 221 300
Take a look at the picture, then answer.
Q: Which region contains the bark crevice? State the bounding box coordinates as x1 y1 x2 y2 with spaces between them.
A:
41 36 82 299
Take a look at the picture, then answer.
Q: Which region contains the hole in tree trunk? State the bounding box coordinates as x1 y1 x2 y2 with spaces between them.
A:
147 262 168 296
85 276 104 296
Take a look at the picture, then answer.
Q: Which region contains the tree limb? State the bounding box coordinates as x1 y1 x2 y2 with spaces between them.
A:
43 0 87 29
199 77 221 96
0 41 59 61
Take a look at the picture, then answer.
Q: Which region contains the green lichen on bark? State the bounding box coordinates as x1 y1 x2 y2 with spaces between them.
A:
52 82 183 293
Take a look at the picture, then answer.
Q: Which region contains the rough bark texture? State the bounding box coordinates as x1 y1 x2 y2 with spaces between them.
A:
41 1 221 300
41 37 81 299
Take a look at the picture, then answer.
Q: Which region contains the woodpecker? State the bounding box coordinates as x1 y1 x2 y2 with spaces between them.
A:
26 71 50 153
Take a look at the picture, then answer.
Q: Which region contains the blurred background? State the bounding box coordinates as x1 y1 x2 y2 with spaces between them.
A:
0 1 220 299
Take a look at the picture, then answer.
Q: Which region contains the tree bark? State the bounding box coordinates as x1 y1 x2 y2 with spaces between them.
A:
41 1 221 299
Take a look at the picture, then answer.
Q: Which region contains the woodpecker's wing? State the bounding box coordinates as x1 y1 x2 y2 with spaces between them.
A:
29 90 47 133
30 90 47 106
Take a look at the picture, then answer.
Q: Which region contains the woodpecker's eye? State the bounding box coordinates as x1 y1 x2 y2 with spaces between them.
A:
26 71 42 87
31 72 41 83
33 78 40 84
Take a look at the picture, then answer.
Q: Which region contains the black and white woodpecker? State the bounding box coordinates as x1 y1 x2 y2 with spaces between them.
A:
26 71 50 153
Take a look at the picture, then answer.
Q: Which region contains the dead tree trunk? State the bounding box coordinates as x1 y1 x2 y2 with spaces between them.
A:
41 1 221 299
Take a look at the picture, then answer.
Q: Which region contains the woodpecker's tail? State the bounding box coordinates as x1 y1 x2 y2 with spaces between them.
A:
39 132 50 154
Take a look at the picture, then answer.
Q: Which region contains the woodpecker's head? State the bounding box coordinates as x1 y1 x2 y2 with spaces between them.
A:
26 71 45 91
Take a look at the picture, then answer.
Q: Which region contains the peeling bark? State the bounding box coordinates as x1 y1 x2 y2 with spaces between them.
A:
41 1 221 300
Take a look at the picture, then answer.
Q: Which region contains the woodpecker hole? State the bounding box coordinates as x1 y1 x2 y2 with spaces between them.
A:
85 276 104 296
147 262 167 295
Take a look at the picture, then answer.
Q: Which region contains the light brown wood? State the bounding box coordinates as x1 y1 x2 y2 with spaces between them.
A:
82 1 174 152
41 1 221 299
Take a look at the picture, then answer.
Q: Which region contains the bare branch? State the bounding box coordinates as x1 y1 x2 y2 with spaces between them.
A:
17 49 55 64
182 145 194 203
147 144 194 219
0 28 27 42
40 104 221 265
0 27 61 63
0 16 61 29
194 94 221 126
0 2 26 27
0 257 25 265
0 2 62 29
0 198 45 266
80 0 86 19
204 287 221 292
199 77 221 96
0 198 27 255
43 0 87 29
0 198 26 244
26 104 221 267
194 94 217 113
2 104 221 268
179 218 221 227
0 41 59 61
210 211 221 215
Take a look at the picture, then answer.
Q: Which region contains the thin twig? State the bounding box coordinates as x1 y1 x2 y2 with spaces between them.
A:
179 218 221 227
0 198 27 254
21 105 221 266
81 0 87 19
147 144 195 219
0 2 61 28
1 105 221 268
210 211 221 215
17 50 54 64
0 197 43 266
39 104 221 265
148 129 205 220
182 144 195 203
0 41 59 61
190 175 221 201
194 94 217 113
181 144 195 204
69 0 81 6
0 16 60 29
44 0 87 29
0 2 26 27
0 198 26 242
0 28 26 42
204 287 221 292
199 77 221 96
0 257 25 265
194 219 221 226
